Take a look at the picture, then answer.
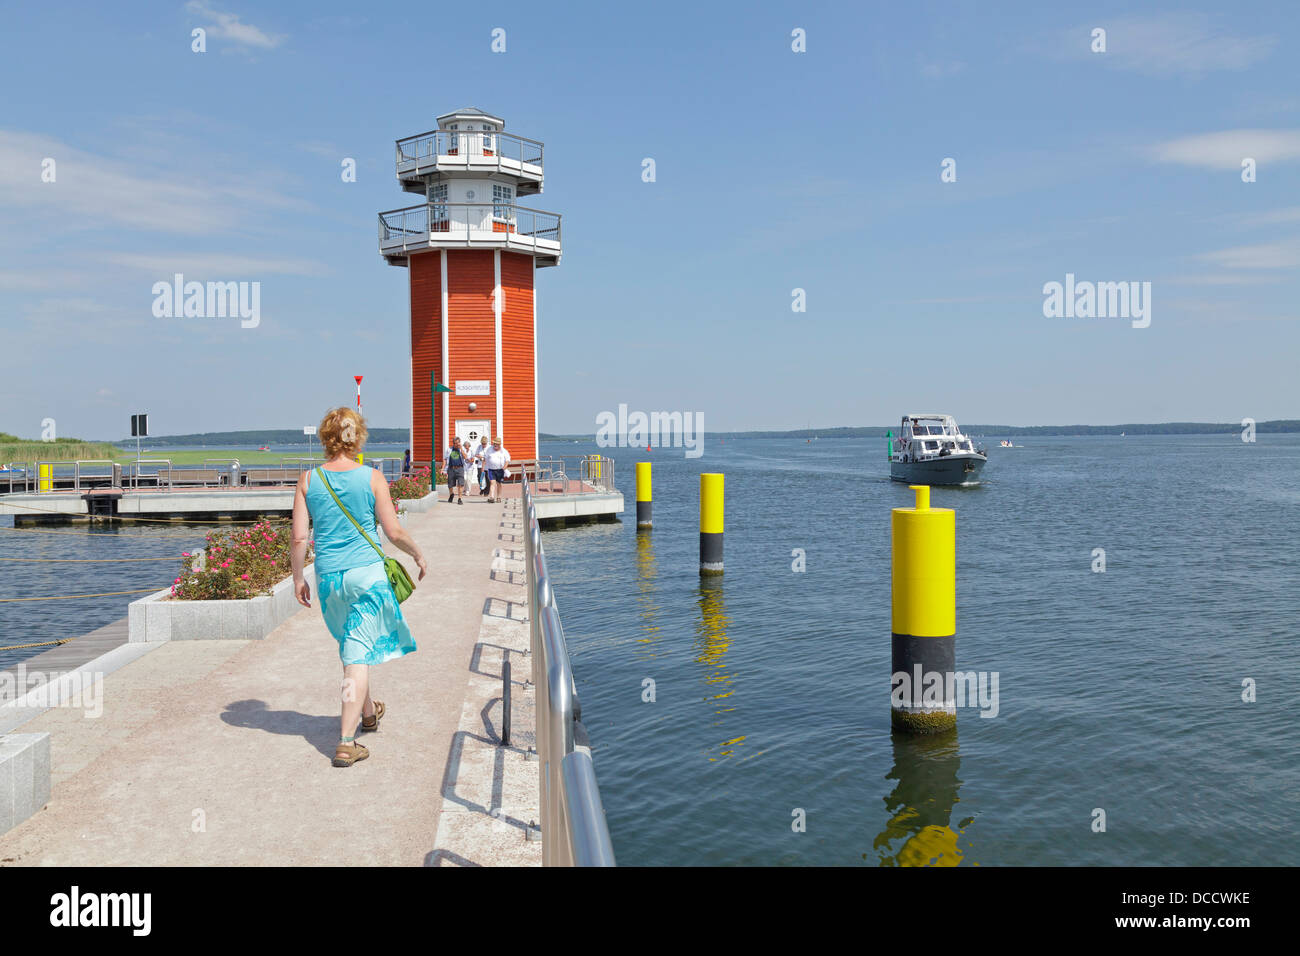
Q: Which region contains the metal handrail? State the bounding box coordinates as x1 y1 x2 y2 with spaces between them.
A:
522 471 615 866
280 457 325 473
200 458 242 487
72 459 116 492
378 203 561 252
0 461 31 495
520 457 615 495
127 459 173 490
395 128 544 171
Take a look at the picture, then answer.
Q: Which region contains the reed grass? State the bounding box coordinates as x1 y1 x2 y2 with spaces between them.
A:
0 442 121 462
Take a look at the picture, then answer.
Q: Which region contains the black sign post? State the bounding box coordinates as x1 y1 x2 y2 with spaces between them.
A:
131 413 148 467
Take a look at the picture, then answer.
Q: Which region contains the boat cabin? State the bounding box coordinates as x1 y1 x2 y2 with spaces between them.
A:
892 414 978 461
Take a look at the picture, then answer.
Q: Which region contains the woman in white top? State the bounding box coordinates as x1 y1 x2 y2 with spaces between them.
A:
484 438 510 502
476 439 490 495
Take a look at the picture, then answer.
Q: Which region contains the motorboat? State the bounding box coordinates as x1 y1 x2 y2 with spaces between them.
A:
889 414 987 486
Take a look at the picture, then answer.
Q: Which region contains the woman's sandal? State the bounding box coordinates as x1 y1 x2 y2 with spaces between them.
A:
333 741 369 768
359 700 386 733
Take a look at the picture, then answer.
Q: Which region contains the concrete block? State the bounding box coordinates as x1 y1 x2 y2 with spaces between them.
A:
125 564 312 644
0 733 51 835
0 747 11 835
220 599 250 640
145 602 170 643
400 492 439 513
190 602 223 641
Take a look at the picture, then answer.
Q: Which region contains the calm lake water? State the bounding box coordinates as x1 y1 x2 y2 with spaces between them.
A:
537 435 1300 865
5 435 1295 865
0 443 407 670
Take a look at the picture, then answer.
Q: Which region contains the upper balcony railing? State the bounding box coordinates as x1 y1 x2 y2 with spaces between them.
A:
378 202 562 265
395 129 544 189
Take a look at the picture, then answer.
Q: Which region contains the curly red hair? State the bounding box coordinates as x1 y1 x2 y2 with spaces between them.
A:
318 407 367 459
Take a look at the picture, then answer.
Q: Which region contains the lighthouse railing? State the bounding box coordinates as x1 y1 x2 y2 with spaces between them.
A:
379 203 561 254
395 129 545 173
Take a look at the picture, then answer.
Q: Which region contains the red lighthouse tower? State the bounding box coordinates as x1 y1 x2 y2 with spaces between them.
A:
380 108 561 468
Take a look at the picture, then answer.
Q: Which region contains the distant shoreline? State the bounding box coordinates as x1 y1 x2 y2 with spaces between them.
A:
82 420 1300 446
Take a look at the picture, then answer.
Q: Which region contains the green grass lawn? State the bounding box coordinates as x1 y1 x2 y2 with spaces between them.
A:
108 449 406 466
1 445 405 467
111 448 305 465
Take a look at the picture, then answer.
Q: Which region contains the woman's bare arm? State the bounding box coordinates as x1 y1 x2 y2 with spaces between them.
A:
372 469 427 579
291 472 313 606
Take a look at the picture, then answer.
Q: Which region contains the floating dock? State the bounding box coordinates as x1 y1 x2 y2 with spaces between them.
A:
0 458 623 525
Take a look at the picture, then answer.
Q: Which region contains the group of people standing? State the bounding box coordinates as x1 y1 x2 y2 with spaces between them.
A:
443 435 511 505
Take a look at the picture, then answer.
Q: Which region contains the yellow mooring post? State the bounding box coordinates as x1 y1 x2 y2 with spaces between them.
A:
891 485 957 733
699 473 724 575
38 463 53 493
636 462 652 529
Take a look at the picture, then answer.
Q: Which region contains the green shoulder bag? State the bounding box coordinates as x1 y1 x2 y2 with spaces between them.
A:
315 467 415 603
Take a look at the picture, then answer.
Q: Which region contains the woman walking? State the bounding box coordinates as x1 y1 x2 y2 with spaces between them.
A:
291 408 427 767
461 440 478 500
484 436 511 502
476 436 490 496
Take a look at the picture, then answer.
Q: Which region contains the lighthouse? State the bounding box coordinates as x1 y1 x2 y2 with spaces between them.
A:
379 108 561 468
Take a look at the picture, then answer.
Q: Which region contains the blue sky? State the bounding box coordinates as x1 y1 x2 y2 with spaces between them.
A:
1 1 1297 439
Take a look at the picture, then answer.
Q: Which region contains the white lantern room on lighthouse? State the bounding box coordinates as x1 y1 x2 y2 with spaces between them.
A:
379 107 562 467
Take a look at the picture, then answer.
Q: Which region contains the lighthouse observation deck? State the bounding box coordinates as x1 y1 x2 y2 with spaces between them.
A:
396 128 544 196
378 202 562 267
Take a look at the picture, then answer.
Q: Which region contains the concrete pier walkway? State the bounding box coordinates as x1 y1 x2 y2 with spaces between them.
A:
0 493 541 866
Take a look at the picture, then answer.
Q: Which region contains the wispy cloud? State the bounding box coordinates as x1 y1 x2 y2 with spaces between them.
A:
100 252 328 276
1150 129 1300 170
1197 239 1300 270
919 59 965 79
1057 14 1276 76
1161 273 1286 287
185 1 284 51
0 270 59 291
0 129 311 233
1234 206 1300 227
301 141 344 160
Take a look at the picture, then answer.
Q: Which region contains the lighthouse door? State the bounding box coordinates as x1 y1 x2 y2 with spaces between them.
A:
455 420 490 451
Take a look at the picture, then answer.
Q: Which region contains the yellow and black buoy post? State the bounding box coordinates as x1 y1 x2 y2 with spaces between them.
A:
891 485 957 734
699 473 724 575
636 462 652 529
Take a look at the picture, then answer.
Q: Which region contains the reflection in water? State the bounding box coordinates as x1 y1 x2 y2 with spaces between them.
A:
872 729 974 866
694 578 744 760
633 531 661 660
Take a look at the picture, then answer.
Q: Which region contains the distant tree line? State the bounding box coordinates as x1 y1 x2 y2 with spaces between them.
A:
543 420 1300 439
106 428 412 446
82 421 1300 446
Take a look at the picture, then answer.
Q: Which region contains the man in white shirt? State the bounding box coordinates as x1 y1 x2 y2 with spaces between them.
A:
484 438 510 502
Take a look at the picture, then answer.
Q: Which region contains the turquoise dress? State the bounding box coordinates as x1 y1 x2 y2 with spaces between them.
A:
305 467 417 667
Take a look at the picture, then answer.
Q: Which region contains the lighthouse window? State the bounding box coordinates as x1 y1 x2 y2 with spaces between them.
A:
482 123 495 152
493 184 514 221
448 124 458 150
429 183 448 225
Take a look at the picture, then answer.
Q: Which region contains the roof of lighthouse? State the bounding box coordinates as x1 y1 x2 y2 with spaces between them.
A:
436 107 504 128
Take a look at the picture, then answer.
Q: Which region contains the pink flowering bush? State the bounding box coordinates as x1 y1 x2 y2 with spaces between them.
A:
389 465 436 500
170 519 311 601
